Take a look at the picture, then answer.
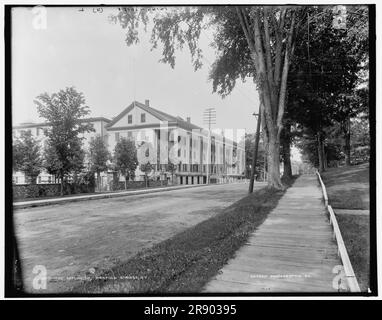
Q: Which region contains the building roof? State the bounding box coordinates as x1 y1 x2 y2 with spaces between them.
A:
13 117 111 129
106 101 202 132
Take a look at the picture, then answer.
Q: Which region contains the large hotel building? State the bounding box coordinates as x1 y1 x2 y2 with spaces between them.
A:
12 100 246 188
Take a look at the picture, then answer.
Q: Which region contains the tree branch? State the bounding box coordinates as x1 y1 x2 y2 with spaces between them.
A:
277 9 296 137
235 7 257 60
263 7 274 85
273 10 283 91
279 8 286 30
252 8 275 133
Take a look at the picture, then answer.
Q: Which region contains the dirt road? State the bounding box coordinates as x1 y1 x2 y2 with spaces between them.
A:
14 182 264 293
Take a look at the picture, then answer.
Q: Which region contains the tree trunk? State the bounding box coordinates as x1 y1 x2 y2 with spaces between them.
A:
317 133 324 172
97 171 101 191
235 7 299 190
344 117 351 166
60 175 64 196
263 151 267 181
282 142 292 179
321 139 327 171
281 125 292 179
267 134 283 189
248 107 262 193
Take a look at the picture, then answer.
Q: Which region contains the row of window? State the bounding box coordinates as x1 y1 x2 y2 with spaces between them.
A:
127 113 146 124
13 175 53 184
175 164 239 174
114 131 150 142
175 145 241 161
175 137 237 158
14 128 42 137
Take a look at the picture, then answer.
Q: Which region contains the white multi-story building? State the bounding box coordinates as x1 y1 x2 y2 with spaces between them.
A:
12 100 246 187
12 117 111 184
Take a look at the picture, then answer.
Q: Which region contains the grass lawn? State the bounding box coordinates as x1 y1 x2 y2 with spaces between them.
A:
321 163 369 210
321 163 370 292
73 177 295 294
336 214 370 292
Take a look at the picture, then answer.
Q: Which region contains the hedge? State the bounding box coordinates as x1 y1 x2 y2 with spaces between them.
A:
110 180 168 191
13 183 95 200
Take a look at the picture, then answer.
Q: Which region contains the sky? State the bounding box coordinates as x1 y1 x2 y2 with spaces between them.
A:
12 6 261 134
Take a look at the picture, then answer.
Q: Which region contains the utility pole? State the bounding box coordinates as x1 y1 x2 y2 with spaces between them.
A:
248 103 262 193
203 108 216 184
264 149 267 181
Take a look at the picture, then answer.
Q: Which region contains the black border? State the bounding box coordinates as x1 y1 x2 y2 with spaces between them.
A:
367 3 377 297
4 3 377 298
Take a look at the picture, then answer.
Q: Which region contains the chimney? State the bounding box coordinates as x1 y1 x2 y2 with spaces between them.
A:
186 117 191 123
145 99 150 107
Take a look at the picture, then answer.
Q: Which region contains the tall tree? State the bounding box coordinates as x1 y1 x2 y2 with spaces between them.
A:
88 135 111 191
114 137 139 189
287 6 369 170
235 6 305 188
110 6 305 189
13 130 43 184
35 87 94 194
280 121 293 179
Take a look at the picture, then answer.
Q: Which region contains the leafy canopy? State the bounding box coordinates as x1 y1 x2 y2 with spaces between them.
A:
88 135 111 174
286 6 369 164
35 87 94 179
13 130 43 182
114 137 139 179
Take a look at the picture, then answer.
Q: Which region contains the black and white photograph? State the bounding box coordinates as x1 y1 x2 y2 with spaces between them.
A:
3 2 377 301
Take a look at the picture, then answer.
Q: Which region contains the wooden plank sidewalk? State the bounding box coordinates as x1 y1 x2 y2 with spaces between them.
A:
203 175 342 293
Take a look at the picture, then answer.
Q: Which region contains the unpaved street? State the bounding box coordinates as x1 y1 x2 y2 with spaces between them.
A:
14 182 265 293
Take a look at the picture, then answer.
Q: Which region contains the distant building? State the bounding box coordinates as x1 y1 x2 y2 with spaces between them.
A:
12 117 110 184
12 100 245 188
